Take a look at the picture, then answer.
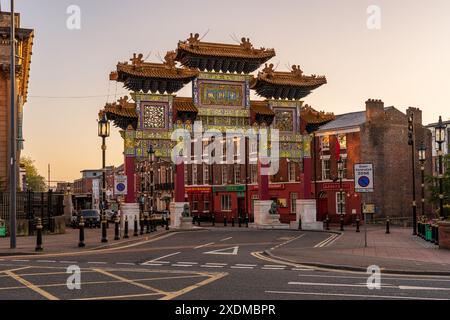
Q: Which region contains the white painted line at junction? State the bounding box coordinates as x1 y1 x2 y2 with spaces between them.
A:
88 262 107 265
141 263 163 266
204 246 239 255
59 261 78 264
262 267 286 270
271 234 306 250
116 262 136 266
264 265 287 268
265 291 447 300
178 262 198 265
399 285 450 291
142 252 180 265
205 263 228 266
220 237 233 242
195 242 215 249
231 266 254 269
235 264 257 267
314 234 339 248
289 281 397 289
201 265 225 268
12 260 30 262
292 268 315 271
37 260 56 263
172 264 194 267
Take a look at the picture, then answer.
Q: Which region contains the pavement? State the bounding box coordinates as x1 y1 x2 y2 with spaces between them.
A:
0 226 450 300
267 226 450 275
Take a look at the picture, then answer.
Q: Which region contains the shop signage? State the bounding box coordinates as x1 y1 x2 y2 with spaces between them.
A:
186 186 212 194
322 182 353 191
213 185 246 193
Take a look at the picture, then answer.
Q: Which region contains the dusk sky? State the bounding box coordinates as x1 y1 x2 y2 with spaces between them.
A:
7 0 450 182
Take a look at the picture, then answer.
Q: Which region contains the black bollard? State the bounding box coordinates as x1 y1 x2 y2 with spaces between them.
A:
165 216 170 230
146 214 151 234
326 215 330 231
114 216 120 240
340 214 344 231
386 216 390 234
78 216 86 248
231 217 235 227
101 214 108 243
212 214 215 226
35 218 43 252
245 215 249 228
238 216 242 228
197 215 201 227
435 225 439 245
224 216 227 227
152 215 157 232
298 217 302 230
140 214 144 235
124 216 129 239
133 215 138 237
356 215 360 233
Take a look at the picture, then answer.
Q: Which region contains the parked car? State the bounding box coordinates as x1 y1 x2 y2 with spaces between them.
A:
71 209 101 229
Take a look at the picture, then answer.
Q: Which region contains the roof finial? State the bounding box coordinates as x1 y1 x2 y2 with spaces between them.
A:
187 33 201 47
130 53 144 67
240 37 253 50
292 65 303 77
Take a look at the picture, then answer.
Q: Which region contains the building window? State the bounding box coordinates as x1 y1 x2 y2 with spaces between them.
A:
234 165 241 184
192 165 198 185
251 164 258 183
338 134 347 150
288 161 296 182
203 165 210 185
322 158 331 180
222 166 227 185
321 136 330 150
184 165 188 185
336 192 346 215
221 194 232 211
290 193 298 214
204 198 210 212
192 195 199 212
341 156 347 179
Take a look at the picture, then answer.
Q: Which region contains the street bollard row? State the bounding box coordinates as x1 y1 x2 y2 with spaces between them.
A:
356 215 360 233
386 217 390 234
35 218 43 252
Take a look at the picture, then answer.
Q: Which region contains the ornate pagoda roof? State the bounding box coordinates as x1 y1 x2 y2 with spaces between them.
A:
101 96 138 130
174 97 198 113
110 51 198 94
300 104 335 124
251 64 327 100
250 100 275 116
175 33 276 74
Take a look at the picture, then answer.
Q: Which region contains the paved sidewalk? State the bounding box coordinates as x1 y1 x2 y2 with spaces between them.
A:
0 226 168 256
268 226 450 275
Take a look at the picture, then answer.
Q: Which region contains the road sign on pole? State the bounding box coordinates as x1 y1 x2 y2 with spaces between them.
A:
354 164 374 193
114 175 128 196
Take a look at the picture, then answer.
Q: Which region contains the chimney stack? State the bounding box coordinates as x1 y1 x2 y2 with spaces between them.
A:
365 99 384 121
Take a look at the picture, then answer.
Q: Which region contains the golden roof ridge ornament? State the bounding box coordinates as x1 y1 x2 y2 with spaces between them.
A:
291 65 303 78
240 37 253 51
187 33 201 47
130 53 145 67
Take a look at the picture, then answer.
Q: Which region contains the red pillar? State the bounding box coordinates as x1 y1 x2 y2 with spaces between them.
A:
303 157 313 199
125 156 135 203
175 158 185 203
258 159 270 201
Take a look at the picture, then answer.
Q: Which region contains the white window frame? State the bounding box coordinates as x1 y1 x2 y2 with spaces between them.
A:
288 161 296 182
222 165 227 185
336 192 346 215
221 194 232 212
321 156 331 180
234 165 241 184
290 193 298 214
203 164 209 185
251 164 258 184
184 165 188 185
192 165 198 185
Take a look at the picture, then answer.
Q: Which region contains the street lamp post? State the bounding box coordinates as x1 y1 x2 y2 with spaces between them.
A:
98 113 110 243
418 143 427 221
435 116 447 220
408 112 417 235
148 145 156 231
337 157 344 231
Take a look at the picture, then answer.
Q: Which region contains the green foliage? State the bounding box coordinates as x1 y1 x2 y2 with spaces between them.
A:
20 157 46 192
427 155 450 219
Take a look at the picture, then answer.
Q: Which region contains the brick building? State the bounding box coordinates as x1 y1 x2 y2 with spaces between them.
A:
0 11 33 191
313 99 433 223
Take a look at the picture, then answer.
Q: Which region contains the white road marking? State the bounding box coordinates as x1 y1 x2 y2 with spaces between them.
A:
201 265 225 268
11 260 30 262
116 262 136 266
37 260 56 263
292 268 315 271
231 266 254 269
271 234 306 250
177 262 198 265
297 274 450 282
142 252 181 265
262 267 287 270
235 264 257 267
264 265 287 268
399 285 450 291
141 263 163 266
288 281 397 289
172 264 193 267
195 242 215 249
58 261 78 264
220 237 233 242
88 262 107 265
205 263 228 266
265 291 447 300
314 234 339 248
204 246 239 256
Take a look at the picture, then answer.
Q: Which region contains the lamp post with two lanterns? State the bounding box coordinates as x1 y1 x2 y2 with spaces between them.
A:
435 116 447 220
418 143 427 219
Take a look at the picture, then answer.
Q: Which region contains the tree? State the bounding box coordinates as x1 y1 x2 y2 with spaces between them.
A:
427 154 450 219
20 157 46 192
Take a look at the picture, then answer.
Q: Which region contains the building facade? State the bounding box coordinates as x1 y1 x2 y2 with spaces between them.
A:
0 11 33 192
313 99 433 223
101 34 333 223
